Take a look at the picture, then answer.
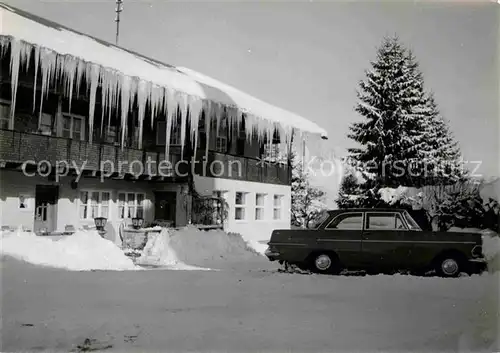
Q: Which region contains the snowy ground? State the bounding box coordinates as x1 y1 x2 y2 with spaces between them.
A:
1 227 498 351
1 255 498 352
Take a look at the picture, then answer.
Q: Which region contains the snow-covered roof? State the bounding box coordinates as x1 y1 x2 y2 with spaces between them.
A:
0 3 328 151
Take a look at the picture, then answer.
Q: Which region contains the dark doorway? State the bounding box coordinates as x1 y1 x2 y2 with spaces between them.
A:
34 185 59 233
154 191 177 227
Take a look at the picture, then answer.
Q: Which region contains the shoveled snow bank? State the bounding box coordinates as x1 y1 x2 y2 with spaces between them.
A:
246 239 269 255
1 228 138 271
167 226 263 268
481 230 500 273
135 229 212 271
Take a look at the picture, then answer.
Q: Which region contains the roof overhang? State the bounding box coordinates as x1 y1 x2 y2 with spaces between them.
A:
0 3 328 141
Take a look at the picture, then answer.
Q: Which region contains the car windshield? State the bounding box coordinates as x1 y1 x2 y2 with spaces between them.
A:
308 210 330 229
403 211 422 230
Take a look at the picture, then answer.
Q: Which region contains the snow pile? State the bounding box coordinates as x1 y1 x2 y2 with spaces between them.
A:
1 228 138 271
245 240 269 255
481 229 500 273
379 186 411 205
135 229 211 271
167 226 262 268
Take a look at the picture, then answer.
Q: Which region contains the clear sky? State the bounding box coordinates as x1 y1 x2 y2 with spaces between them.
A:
4 0 499 186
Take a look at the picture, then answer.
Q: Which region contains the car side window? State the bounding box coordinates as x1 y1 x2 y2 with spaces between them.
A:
366 213 407 230
325 213 363 230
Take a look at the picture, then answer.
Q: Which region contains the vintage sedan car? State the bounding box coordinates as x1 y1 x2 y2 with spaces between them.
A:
265 208 486 277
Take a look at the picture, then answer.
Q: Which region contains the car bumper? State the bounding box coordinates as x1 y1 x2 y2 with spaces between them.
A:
265 247 280 261
468 257 487 273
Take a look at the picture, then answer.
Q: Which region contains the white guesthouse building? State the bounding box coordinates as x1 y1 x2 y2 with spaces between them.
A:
0 3 327 246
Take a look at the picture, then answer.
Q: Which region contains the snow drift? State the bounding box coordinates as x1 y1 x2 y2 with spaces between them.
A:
135 228 211 271
480 230 500 273
1 228 138 271
166 226 263 268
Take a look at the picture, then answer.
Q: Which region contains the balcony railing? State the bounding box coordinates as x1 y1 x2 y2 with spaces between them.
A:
0 129 186 178
193 150 290 185
0 129 291 184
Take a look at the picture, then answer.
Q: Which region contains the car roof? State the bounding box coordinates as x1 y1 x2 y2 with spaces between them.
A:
327 208 408 214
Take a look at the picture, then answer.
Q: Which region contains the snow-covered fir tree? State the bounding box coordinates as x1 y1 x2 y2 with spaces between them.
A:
290 151 327 228
421 93 467 184
337 36 466 208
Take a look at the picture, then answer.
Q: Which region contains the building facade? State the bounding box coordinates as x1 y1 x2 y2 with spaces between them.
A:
0 4 327 246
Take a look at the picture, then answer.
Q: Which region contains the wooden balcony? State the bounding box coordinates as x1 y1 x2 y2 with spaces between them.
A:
193 150 290 185
0 129 187 180
0 129 290 185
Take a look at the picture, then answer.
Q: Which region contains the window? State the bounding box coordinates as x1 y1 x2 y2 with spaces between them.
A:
308 210 330 229
105 125 118 144
0 102 10 129
236 118 246 155
118 192 145 219
366 213 407 230
403 211 422 230
326 213 363 230
262 144 279 162
212 190 227 224
273 195 283 220
255 193 266 220
213 116 228 153
216 136 227 153
79 191 110 220
235 192 247 220
39 113 53 135
62 114 84 140
156 121 182 146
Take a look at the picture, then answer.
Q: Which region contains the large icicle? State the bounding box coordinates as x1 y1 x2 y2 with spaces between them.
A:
75 59 86 103
0 37 307 159
188 96 203 157
32 46 40 113
87 63 100 144
62 56 78 114
8 39 21 130
150 85 162 130
119 74 133 149
163 87 177 160
38 48 56 129
136 79 150 150
204 101 213 163
178 92 188 160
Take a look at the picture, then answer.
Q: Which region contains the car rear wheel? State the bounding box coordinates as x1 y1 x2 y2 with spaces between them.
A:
435 255 462 278
310 253 341 275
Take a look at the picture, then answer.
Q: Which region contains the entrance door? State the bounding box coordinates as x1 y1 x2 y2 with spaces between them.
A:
154 191 177 227
34 185 59 234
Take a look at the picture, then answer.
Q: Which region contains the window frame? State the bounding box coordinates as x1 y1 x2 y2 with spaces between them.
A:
61 112 86 141
272 194 284 220
78 190 112 221
213 116 228 153
156 120 182 146
234 191 248 221
325 212 364 230
255 193 267 221
365 212 408 231
117 191 146 220
0 99 11 129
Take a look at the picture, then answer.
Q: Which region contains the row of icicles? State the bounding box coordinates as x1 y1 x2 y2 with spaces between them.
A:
1 36 303 160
